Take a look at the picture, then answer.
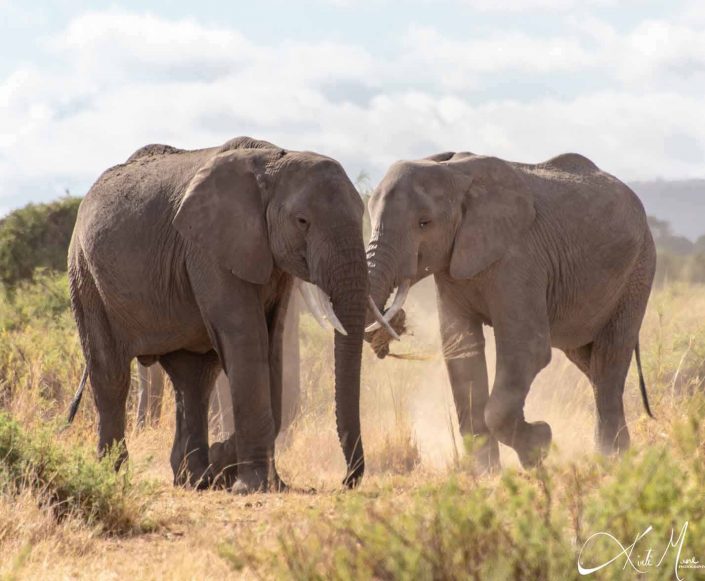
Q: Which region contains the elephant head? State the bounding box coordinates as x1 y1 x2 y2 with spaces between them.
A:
365 153 535 341
174 142 366 487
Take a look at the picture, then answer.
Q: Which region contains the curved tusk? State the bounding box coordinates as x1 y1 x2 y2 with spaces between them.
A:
299 281 331 331
312 285 348 336
366 296 401 340
382 279 411 324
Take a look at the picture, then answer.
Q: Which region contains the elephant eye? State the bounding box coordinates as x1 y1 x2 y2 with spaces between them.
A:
296 216 309 230
419 219 431 229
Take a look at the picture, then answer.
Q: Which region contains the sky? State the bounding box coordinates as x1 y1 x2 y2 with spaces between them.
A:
1 0 704 213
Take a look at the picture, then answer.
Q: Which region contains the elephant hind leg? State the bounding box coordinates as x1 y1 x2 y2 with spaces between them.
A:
160 350 220 489
587 341 633 455
564 344 592 376
70 250 131 468
586 266 652 455
565 340 631 454
88 343 132 469
587 298 648 455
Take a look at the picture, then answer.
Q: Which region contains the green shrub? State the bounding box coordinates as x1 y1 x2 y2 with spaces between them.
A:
0 196 81 290
225 399 705 580
0 411 146 534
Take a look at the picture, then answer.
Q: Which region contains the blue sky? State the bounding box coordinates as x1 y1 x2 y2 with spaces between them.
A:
1 0 704 213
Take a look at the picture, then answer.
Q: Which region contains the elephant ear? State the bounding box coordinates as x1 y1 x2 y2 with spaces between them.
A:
173 150 273 285
449 158 535 280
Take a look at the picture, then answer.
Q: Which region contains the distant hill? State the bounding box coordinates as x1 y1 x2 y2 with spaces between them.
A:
630 179 705 241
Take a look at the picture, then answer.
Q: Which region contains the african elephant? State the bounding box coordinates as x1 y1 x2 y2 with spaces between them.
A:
135 283 301 436
365 151 655 471
67 136 367 492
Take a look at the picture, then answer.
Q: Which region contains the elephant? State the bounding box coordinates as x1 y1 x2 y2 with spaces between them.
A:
67 136 367 492
364 151 656 471
136 362 166 428
135 282 301 436
135 363 227 433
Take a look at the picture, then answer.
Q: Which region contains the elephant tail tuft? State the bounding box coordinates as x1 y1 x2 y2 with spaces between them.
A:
634 340 654 418
66 366 89 424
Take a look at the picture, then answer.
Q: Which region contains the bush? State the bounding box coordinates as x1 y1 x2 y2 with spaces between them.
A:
224 399 705 579
0 412 146 534
0 196 81 290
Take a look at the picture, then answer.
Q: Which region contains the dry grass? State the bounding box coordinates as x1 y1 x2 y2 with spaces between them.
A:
1 275 705 578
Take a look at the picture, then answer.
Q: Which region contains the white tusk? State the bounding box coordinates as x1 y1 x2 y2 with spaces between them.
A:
312 285 348 336
382 279 411 324
366 296 401 340
299 281 331 331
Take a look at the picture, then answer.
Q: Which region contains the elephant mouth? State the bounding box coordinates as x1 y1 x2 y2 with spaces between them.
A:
365 278 411 337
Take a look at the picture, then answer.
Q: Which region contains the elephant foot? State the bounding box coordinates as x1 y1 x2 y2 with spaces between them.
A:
516 421 552 468
172 447 213 490
465 434 501 475
209 440 239 490
173 465 213 490
230 465 288 495
99 440 129 472
596 423 630 457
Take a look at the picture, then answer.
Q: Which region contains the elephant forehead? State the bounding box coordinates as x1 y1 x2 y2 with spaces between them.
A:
378 163 454 205
279 155 351 192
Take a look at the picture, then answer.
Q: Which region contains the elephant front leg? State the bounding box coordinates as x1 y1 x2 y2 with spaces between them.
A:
208 373 239 488
485 336 553 469
207 309 286 493
437 287 499 473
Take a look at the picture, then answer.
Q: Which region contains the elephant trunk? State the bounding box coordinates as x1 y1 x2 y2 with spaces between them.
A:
366 237 398 323
321 238 368 487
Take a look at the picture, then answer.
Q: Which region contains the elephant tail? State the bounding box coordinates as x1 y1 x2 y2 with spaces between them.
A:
66 366 89 424
634 340 654 418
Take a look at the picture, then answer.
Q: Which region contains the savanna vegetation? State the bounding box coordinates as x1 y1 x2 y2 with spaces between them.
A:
0 196 704 578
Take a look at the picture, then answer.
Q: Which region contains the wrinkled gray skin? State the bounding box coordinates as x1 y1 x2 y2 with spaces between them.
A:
136 282 300 433
366 152 655 471
69 137 367 492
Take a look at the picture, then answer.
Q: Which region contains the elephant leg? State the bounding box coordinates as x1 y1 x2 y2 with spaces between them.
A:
212 372 234 438
136 363 149 429
70 260 130 469
90 354 132 469
589 285 651 454
160 350 220 489
484 294 552 469
136 363 165 428
436 280 499 472
208 372 239 489
148 364 165 424
588 342 632 455
566 342 630 451
564 344 592 376
209 312 281 491
190 264 282 493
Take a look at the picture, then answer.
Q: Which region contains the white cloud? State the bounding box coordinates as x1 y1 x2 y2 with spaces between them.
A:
402 26 593 90
323 0 646 11
0 7 704 212
452 0 617 11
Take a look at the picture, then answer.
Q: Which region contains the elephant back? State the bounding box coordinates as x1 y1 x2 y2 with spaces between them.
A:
126 143 185 163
